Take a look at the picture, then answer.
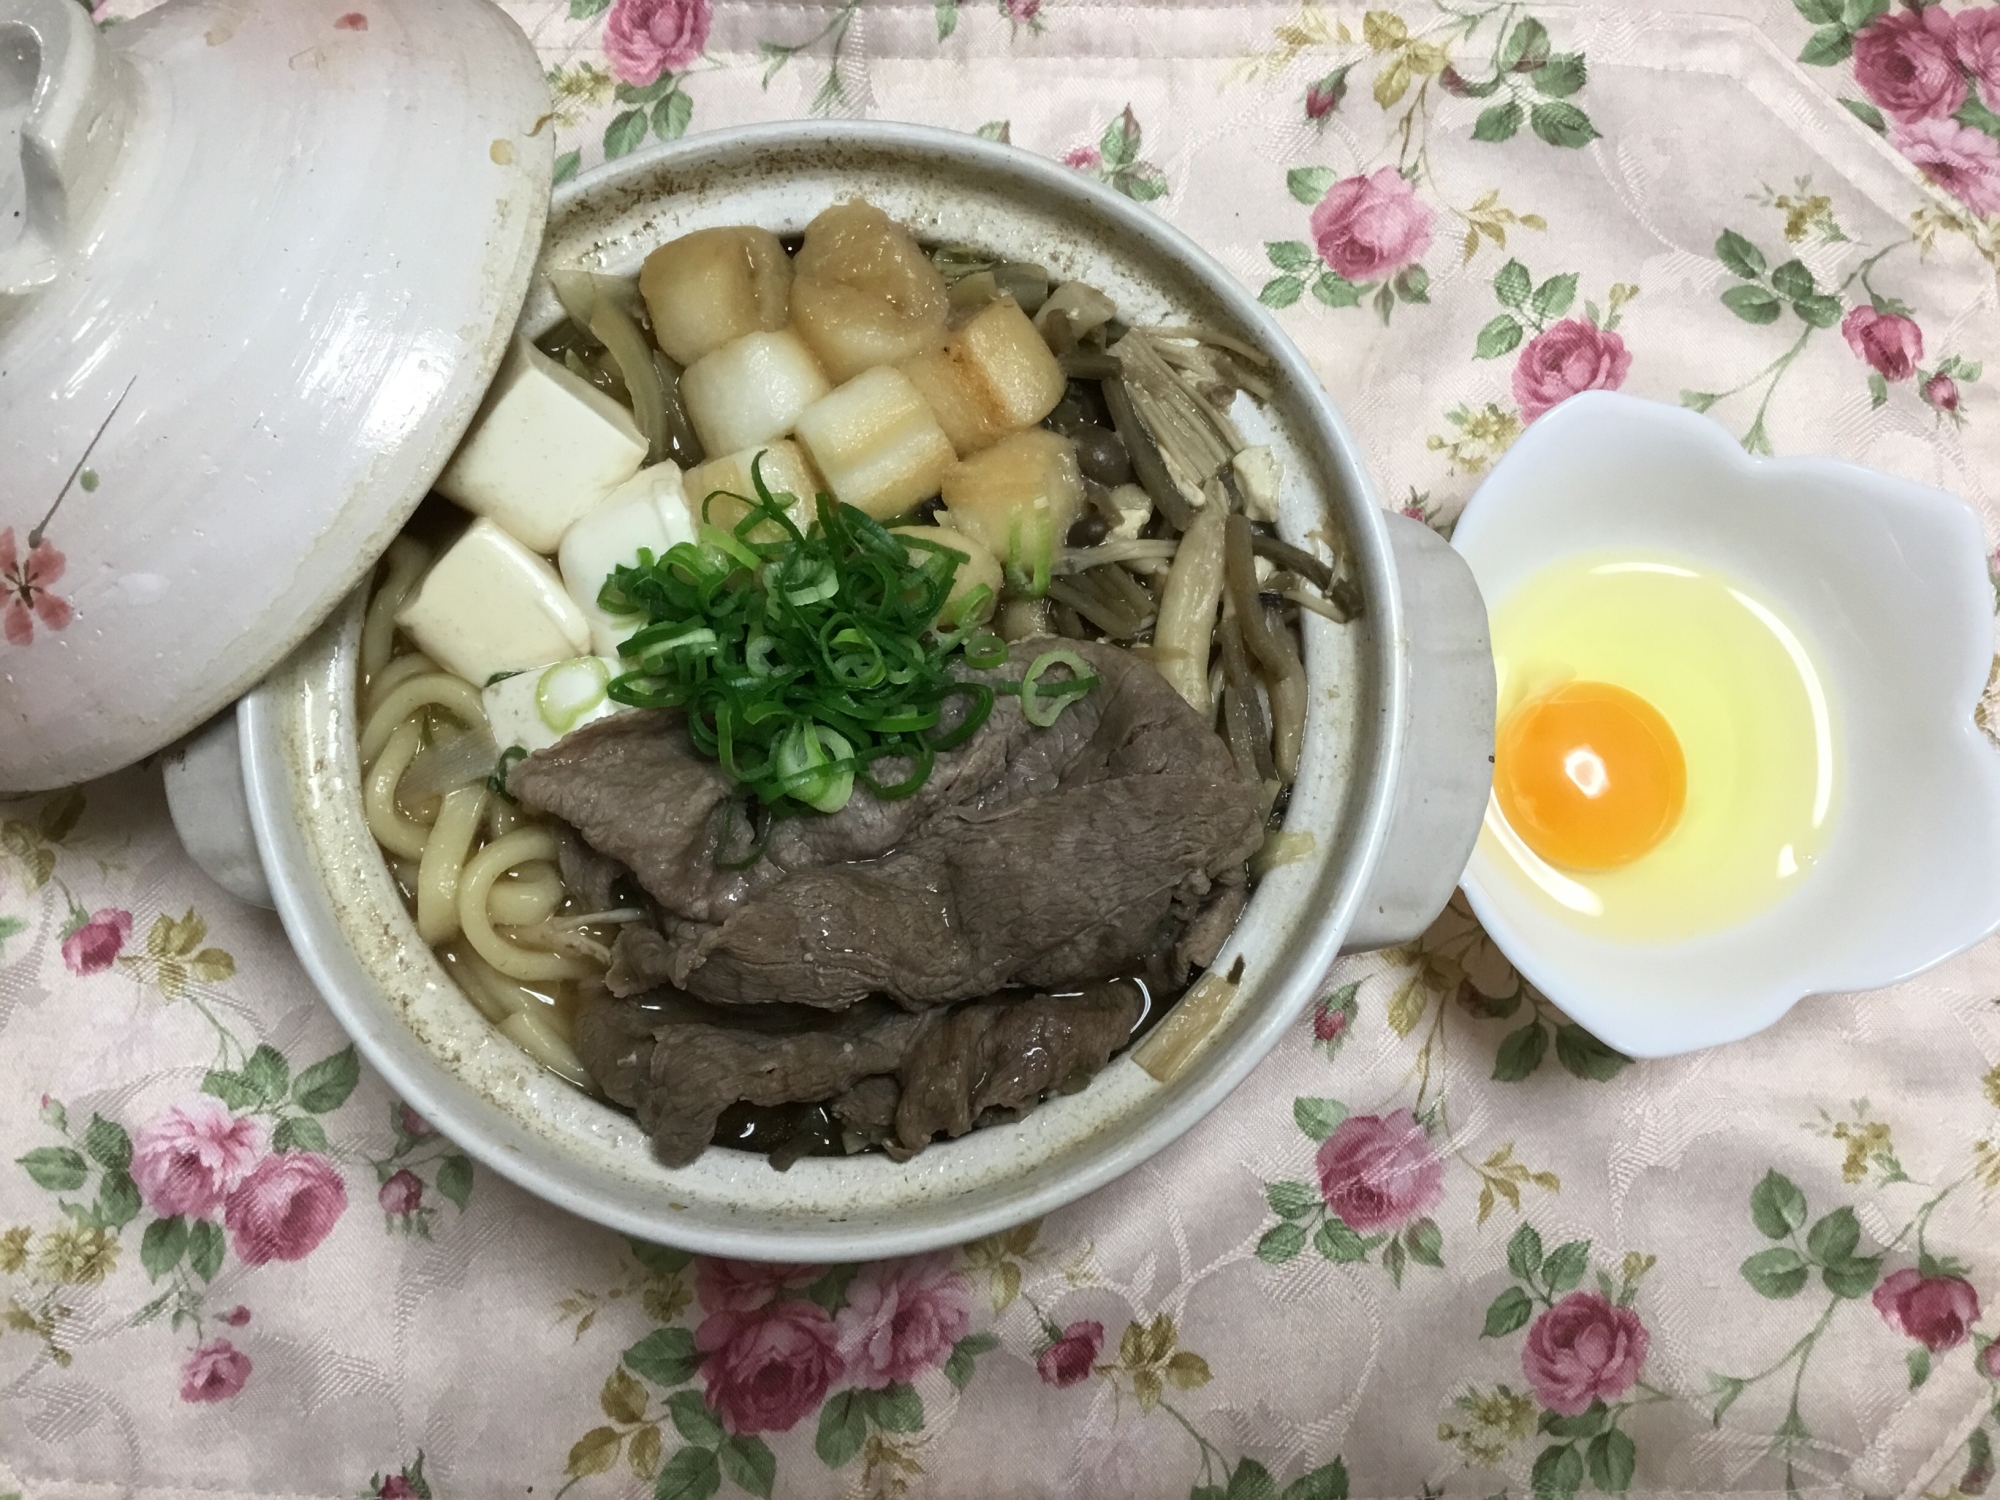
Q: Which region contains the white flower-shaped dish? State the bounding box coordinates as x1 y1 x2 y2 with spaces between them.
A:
1452 392 2000 1058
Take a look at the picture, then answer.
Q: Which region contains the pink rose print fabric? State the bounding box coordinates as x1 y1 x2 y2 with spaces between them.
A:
1956 8 2000 111
60 907 131 975
1036 1320 1104 1387
178 1339 252 1403
10 4 2000 1497
1873 1268 1981 1353
695 1257 821 1313
1309 168 1432 283
223 1151 347 1264
1843 305 1925 381
695 1298 843 1435
1853 8 1965 123
1512 318 1632 420
1521 1292 1650 1415
602 0 711 86
1314 1109 1444 1233
1894 116 2000 214
130 1098 265 1220
377 1168 422 1217
833 1258 972 1389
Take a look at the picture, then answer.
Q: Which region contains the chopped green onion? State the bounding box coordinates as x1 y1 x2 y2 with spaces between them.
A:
925 683 995 752
1019 650 1099 728
600 459 1007 818
774 722 854 813
536 657 611 734
962 630 1009 670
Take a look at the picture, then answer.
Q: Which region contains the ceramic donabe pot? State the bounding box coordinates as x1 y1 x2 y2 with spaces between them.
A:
189 125 1494 1260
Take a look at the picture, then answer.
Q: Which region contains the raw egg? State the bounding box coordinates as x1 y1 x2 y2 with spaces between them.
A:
1495 681 1686 870
1484 551 1838 942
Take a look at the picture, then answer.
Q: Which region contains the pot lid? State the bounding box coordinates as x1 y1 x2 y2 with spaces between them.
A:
0 0 551 793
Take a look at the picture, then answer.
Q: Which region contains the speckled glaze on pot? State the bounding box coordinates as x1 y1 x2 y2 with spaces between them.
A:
239 124 1494 1261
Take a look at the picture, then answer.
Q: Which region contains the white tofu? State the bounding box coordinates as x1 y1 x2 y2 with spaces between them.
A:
435 337 647 554
395 519 592 686
793 366 957 521
482 656 628 754
681 440 822 535
679 329 831 459
1107 482 1153 542
1232 445 1282 525
558 464 695 657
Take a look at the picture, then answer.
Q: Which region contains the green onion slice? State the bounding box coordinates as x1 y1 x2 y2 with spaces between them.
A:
536 657 611 734
1019 650 1099 728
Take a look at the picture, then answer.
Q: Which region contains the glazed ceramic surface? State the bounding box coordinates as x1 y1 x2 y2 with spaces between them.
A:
0 0 551 793
1453 391 2000 1058
233 123 1495 1261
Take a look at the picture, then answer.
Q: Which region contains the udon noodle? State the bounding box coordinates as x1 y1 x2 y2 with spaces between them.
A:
357 536 600 1087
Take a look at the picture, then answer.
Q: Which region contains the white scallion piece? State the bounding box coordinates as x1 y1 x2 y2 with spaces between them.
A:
682 440 822 537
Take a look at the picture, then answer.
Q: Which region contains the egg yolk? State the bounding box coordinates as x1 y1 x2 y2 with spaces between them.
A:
1495 681 1687 871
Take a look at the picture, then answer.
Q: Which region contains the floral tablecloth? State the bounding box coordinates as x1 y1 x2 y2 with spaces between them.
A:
7 0 2000 1496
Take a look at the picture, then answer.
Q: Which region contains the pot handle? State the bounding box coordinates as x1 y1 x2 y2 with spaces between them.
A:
1341 512 1495 952
0 0 130 304
163 705 275 910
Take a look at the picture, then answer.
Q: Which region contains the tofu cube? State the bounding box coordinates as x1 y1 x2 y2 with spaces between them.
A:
900 298 1065 455
793 367 957 521
435 338 647 555
679 328 831 459
1232 445 1283 524
638 225 794 368
1107 482 1153 541
682 440 824 537
938 430 1084 591
396 519 593 685
558 464 695 658
482 656 628 754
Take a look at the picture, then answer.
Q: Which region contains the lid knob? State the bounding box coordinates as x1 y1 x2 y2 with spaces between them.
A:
0 0 130 307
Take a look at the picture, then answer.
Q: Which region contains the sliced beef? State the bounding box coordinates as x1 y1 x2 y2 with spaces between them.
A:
828 1075 909 1160
633 1000 931 1167
510 642 1259 1011
574 980 1143 1167
683 773 1257 1007
556 825 632 914
570 990 659 1108
606 923 677 998
509 710 748 925
531 641 1262 1009
509 682 1038 927
887 980 1143 1147
1175 869 1248 978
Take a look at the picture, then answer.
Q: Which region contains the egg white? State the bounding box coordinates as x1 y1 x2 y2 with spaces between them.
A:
1484 550 1840 942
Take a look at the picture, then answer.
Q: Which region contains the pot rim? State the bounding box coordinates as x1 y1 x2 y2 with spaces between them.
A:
241 120 1412 1260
